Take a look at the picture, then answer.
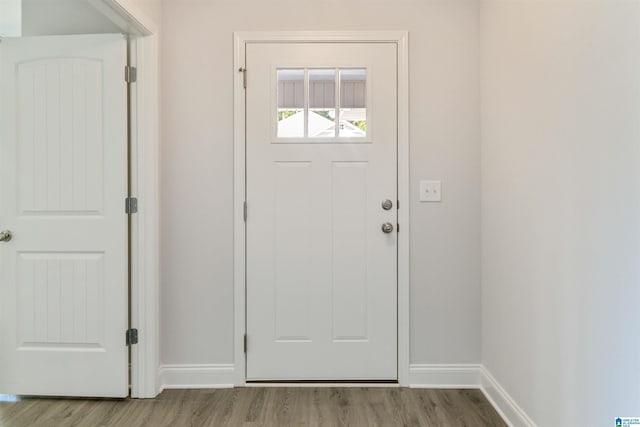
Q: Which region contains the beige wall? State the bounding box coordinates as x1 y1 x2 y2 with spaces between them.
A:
129 0 161 28
160 0 481 366
481 1 640 424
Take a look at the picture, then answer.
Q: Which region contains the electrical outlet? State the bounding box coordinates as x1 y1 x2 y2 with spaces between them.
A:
419 180 441 202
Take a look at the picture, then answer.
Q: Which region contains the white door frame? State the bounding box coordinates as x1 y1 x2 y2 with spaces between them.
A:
88 0 161 398
233 31 410 387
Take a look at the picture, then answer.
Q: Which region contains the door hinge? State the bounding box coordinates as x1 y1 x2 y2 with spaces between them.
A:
125 197 138 214
397 200 400 209
243 334 247 353
125 65 137 83
126 328 138 345
243 201 247 222
239 67 247 89
397 223 400 233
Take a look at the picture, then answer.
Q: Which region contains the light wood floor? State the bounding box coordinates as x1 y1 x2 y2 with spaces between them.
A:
0 387 507 427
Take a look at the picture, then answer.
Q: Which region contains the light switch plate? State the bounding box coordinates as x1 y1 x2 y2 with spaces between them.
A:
419 180 442 202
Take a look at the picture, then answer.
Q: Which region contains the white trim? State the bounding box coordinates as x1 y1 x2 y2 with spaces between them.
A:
87 0 160 398
233 31 410 387
480 366 537 427
234 31 409 44
396 31 410 388
409 364 537 426
232 32 247 388
408 364 482 389
129 34 161 399
160 364 236 390
159 362 536 427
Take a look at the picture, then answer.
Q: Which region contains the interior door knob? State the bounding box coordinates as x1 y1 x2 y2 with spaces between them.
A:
0 230 12 242
381 199 393 210
381 223 394 234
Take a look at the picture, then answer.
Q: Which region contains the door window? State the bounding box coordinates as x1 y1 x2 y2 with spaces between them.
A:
276 69 304 137
276 67 368 141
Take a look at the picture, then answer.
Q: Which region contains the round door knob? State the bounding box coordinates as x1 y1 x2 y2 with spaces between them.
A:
381 199 393 210
0 230 12 242
381 223 394 234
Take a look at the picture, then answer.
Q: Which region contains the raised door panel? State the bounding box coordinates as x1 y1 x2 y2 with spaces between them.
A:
332 161 369 341
17 253 104 348
17 59 104 215
274 161 313 341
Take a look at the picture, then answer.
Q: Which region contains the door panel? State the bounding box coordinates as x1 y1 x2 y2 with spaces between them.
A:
274 161 313 341
332 161 369 341
246 43 398 380
0 34 128 397
18 57 105 215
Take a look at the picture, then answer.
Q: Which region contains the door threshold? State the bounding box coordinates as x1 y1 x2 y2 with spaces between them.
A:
245 380 399 388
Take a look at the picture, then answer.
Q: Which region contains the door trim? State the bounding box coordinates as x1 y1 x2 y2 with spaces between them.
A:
127 33 161 398
91 0 160 398
233 31 410 386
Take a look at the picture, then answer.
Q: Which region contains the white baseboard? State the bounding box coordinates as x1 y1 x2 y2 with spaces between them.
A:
157 363 534 427
159 364 236 389
409 364 482 388
409 364 535 427
479 366 537 427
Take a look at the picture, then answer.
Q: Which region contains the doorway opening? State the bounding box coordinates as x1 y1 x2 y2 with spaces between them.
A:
233 31 410 386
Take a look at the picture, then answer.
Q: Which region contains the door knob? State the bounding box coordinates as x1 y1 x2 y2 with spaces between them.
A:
0 230 12 242
381 199 393 210
381 223 394 234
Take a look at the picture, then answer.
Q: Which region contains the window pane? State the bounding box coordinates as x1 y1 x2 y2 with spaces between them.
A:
339 69 366 138
309 69 336 138
277 69 304 137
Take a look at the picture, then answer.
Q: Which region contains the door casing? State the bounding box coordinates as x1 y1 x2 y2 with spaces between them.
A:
78 0 162 397
233 31 410 386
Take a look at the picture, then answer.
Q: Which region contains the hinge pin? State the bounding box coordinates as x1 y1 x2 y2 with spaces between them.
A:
125 197 138 214
125 65 137 83
239 67 247 89
126 328 138 345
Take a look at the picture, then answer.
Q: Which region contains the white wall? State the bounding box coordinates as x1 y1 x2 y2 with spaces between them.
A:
160 0 481 367
0 0 21 36
21 0 120 35
481 1 640 425
20 0 160 36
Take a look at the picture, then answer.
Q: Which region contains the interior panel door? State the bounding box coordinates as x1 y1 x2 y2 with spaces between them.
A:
0 34 128 397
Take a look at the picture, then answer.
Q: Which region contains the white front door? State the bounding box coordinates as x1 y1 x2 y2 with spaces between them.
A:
246 43 398 380
0 34 129 397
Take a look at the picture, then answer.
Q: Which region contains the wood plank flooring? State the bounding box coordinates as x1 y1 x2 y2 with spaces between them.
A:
0 387 507 427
